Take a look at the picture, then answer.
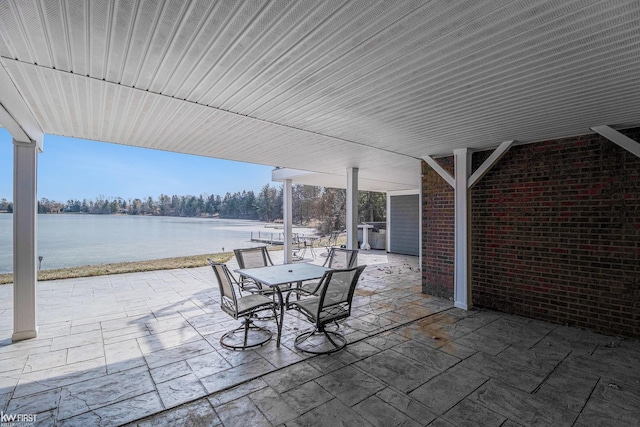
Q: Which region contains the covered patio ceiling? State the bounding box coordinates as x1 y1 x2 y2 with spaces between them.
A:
1 1 639 192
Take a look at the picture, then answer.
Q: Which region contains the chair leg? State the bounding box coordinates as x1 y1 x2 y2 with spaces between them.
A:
294 325 347 355
220 317 272 351
243 319 249 348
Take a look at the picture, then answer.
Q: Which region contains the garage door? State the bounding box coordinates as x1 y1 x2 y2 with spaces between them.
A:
389 194 419 256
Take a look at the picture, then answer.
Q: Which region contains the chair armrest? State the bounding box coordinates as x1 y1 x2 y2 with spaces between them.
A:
285 286 318 309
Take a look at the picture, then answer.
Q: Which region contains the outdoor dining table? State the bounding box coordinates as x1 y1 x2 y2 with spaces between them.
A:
235 262 331 347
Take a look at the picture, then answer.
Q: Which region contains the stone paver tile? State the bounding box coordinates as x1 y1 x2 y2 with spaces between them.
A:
409 364 489 415
137 326 201 355
540 326 608 355
207 378 269 406
479 316 554 347
590 376 640 415
354 349 440 393
0 370 21 395
469 380 578 427
497 344 569 374
103 329 151 345
392 340 461 372
453 332 510 356
183 313 228 336
50 330 103 351
70 322 101 334
437 340 477 359
0 391 10 412
58 391 163 427
150 361 193 384
0 338 52 357
353 395 422 427
261 361 322 393
57 367 155 420
101 316 149 333
143 339 214 369
533 364 599 412
254 343 305 368
130 398 222 427
203 339 261 369
104 339 146 374
0 354 27 373
376 387 437 424
67 342 104 364
215 395 272 427
304 353 347 374
186 350 232 379
13 358 106 398
444 397 507 426
576 397 640 427
314 365 385 407
249 385 299 425
562 351 640 384
282 380 334 415
394 322 452 349
200 358 276 394
364 330 411 350
458 351 548 393
589 345 640 382
26 409 57 427
156 373 207 409
428 418 458 427
33 322 72 340
379 310 414 325
345 315 392 333
286 398 370 427
336 340 381 364
6 387 61 420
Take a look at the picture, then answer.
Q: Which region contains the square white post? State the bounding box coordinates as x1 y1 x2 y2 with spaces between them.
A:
346 167 359 250
453 148 472 310
13 140 39 341
282 178 293 264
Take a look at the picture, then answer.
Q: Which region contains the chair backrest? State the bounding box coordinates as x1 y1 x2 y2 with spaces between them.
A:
324 247 358 269
324 230 344 248
234 246 274 269
208 260 238 318
314 265 366 326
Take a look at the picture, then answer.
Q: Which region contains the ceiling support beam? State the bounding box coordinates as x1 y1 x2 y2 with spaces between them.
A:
12 140 39 341
0 63 43 149
423 141 513 310
591 125 640 159
346 168 359 251
422 156 455 187
468 141 515 188
282 179 293 265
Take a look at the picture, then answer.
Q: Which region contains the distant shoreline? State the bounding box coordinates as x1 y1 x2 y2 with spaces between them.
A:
0 251 241 285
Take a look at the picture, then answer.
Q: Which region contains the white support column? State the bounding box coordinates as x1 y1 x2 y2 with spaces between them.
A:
346 167 359 250
13 140 39 341
282 179 293 264
424 142 513 310
453 149 472 310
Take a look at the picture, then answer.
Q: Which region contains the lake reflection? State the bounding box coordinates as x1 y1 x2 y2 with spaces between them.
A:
0 214 315 273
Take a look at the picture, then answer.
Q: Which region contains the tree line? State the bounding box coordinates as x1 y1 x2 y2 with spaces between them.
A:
2 184 386 234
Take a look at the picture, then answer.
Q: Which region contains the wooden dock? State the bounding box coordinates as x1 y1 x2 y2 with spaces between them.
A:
250 231 284 245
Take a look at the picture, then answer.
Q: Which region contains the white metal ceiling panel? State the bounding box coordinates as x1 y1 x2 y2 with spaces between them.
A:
0 0 638 190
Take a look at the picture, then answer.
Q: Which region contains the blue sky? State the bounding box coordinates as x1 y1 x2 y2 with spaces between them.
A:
0 129 276 202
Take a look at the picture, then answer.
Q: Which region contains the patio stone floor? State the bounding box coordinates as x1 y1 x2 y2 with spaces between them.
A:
1 250 639 426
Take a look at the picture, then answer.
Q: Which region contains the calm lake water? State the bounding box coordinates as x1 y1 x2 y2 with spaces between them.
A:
0 214 315 273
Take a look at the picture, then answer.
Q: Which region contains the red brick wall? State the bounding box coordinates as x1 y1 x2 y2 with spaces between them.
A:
422 128 640 338
422 157 455 298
